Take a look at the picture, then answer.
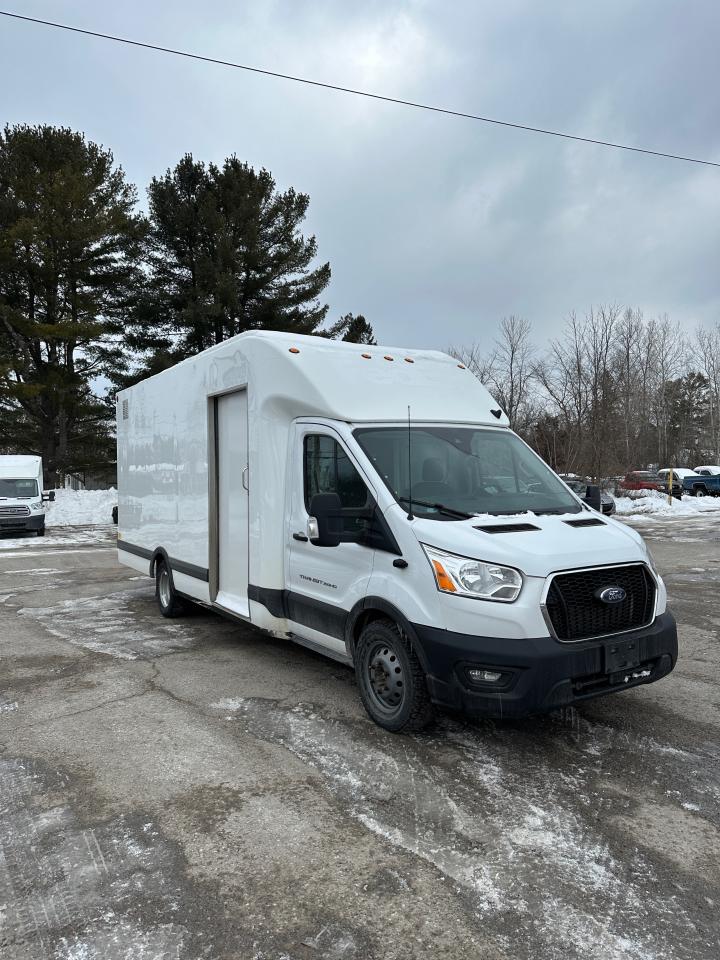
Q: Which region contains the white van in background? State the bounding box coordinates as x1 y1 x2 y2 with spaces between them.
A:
0 455 53 536
116 332 677 732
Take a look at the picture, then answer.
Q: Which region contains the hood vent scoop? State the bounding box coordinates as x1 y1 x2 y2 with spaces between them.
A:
474 523 540 534
563 517 606 528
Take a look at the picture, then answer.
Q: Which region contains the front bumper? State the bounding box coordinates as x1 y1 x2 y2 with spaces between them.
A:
414 611 678 718
0 513 45 533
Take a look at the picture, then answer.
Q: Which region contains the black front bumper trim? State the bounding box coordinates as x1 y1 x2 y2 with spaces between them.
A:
413 611 678 719
0 514 44 533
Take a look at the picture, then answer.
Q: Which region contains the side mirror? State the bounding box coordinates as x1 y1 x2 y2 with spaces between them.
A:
583 484 602 512
42 490 56 503
308 492 343 547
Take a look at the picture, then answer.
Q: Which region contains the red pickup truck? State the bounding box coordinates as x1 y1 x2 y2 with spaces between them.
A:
619 471 683 498
619 471 661 491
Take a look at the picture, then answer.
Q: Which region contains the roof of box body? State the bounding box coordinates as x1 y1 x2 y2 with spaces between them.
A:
0 455 42 478
120 330 509 426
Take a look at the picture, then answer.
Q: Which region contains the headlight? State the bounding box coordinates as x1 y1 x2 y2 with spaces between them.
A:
422 544 523 602
31 500 43 512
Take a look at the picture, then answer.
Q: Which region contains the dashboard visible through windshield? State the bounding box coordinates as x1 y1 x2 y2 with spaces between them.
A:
0 478 38 499
354 426 581 519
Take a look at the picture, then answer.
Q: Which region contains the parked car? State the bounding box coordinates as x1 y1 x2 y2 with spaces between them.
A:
693 465 720 476
619 470 682 499
560 476 616 515
656 468 691 499
619 471 661 492
0 455 54 536
657 468 698 481
683 472 720 497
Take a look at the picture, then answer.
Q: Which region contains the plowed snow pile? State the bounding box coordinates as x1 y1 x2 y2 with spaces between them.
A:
613 490 720 517
46 488 116 527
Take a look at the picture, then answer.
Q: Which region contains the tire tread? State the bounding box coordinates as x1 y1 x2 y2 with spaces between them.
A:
356 619 433 733
156 562 187 618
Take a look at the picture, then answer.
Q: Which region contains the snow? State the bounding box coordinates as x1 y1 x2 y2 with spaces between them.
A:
46 488 117 527
612 490 720 517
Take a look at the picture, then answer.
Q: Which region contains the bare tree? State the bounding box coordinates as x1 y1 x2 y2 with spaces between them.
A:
648 315 687 465
696 322 720 462
451 315 537 432
452 306 702 478
533 312 590 473
614 308 645 467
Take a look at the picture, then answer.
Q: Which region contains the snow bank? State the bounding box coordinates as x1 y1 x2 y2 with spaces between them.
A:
613 490 720 517
46 488 116 527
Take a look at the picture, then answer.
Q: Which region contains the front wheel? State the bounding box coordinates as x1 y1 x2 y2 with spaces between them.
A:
36 526 45 537
355 619 433 733
156 561 187 618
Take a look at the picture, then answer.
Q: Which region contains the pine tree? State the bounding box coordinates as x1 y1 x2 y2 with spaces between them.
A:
0 124 145 484
324 313 377 345
126 154 331 370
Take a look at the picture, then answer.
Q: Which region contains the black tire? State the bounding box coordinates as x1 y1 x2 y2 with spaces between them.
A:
36 526 45 537
693 485 708 498
155 560 187 618
355 619 433 733
112 505 118 524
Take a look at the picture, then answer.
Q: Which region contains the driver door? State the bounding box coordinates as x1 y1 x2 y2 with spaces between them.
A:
286 426 376 658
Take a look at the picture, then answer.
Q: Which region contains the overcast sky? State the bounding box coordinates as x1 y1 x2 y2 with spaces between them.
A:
1 1 718 350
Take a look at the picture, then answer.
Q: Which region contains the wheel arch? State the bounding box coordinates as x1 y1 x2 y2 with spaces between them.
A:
345 596 430 673
150 547 172 580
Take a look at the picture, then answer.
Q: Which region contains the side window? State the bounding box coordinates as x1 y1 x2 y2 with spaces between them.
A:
304 435 370 511
302 434 399 552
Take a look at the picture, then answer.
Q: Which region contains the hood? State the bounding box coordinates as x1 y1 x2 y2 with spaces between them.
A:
409 511 646 578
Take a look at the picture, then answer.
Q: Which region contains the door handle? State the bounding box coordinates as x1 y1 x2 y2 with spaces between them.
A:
242 466 249 491
292 532 309 542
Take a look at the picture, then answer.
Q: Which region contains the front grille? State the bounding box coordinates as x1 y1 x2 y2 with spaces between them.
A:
0 505 30 517
545 564 655 641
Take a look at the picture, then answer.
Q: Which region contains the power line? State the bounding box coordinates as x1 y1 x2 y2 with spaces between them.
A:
2 9 719 169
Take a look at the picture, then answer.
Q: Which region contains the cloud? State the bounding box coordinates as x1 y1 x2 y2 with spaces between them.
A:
0 0 717 348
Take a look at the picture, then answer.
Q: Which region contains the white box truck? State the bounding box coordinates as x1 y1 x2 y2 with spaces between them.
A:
116 331 677 731
0 455 52 536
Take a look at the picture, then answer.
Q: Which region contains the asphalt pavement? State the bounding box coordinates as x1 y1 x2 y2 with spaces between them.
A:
1 518 719 960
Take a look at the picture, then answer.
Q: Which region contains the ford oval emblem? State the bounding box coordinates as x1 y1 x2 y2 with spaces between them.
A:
597 586 626 604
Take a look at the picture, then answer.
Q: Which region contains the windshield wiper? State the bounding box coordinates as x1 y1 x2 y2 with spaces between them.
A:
398 497 473 520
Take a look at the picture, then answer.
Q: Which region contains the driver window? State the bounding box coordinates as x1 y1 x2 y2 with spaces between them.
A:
304 435 370 511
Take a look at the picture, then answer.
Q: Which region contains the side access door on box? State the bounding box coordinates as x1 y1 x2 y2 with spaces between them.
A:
211 389 250 617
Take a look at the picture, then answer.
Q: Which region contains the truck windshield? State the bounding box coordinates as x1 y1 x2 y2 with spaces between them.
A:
354 426 582 519
0 478 38 498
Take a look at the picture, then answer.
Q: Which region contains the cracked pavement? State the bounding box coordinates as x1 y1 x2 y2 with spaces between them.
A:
1 520 719 959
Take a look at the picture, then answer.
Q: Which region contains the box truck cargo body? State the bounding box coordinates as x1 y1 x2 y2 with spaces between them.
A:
0 455 49 535
116 332 677 731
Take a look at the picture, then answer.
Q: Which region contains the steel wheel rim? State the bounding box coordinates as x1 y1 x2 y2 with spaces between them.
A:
159 568 171 608
366 641 405 712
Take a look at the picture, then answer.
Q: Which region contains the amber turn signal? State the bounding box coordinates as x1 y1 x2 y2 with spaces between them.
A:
431 560 457 593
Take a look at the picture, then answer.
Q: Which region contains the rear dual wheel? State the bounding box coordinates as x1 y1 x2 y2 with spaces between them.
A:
355 619 433 733
156 560 188 618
